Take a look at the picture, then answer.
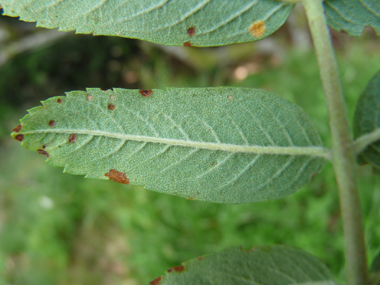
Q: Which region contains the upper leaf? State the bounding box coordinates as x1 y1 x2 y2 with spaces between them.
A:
12 87 326 203
151 245 338 285
0 0 294 47
353 70 380 173
324 0 380 36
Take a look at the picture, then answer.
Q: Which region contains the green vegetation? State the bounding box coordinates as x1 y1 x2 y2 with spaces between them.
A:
1 31 380 283
1 1 380 284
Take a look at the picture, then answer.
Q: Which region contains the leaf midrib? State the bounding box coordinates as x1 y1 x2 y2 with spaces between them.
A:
20 128 330 158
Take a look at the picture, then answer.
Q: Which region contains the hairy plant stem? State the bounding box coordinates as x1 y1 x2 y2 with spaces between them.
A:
302 1 369 284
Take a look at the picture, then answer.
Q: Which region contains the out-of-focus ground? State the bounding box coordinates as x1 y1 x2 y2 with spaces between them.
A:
0 6 380 285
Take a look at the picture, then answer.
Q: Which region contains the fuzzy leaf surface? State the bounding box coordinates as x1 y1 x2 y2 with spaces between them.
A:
324 0 380 36
153 245 338 285
354 70 380 173
0 0 294 47
12 87 325 203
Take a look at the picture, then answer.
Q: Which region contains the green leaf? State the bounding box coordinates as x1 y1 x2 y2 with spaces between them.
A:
353 70 380 172
151 245 338 285
12 87 326 203
324 0 380 36
0 0 294 47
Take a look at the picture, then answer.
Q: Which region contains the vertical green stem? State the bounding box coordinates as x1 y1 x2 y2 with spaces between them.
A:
302 1 369 284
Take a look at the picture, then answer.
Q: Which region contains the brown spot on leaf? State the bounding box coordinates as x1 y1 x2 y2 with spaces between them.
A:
108 104 115 110
249 20 266 38
42 145 46 149
13 124 22 132
37 149 49 158
187 197 195 200
57 98 63 104
167 265 185 273
197 256 203 261
48 120 55 127
14 134 24 142
105 169 130 184
86 94 94 101
68 134 77 144
187 27 195 36
227 95 233 100
240 245 257 252
139 89 153 97
183 41 192 47
149 276 162 285
110 94 115 101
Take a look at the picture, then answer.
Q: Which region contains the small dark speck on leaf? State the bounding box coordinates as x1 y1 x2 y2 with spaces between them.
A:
42 145 46 149
187 27 195 36
105 169 130 184
167 265 185 273
14 134 24 142
197 256 203 261
108 104 115 110
68 134 77 144
37 149 49 158
149 276 162 285
57 98 63 104
13 124 22 132
139 89 153 97
48 120 55 127
183 41 192 47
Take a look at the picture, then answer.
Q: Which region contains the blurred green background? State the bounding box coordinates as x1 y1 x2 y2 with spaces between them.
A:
0 7 380 285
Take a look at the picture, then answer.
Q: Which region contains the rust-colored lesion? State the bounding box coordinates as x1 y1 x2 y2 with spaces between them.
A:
183 41 192 47
37 149 49 158
149 276 162 285
249 20 266 38
187 27 195 36
14 134 24 142
108 104 115 110
105 169 130 184
57 98 63 104
68 134 77 144
167 265 185 273
48 120 55 127
13 124 22 132
139 89 153 97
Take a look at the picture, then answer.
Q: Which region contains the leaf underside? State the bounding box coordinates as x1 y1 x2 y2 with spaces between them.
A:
12 87 325 203
353 70 380 173
324 0 380 36
0 0 294 47
153 245 338 285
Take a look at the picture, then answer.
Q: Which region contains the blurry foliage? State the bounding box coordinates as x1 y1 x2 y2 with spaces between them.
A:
0 12 380 285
